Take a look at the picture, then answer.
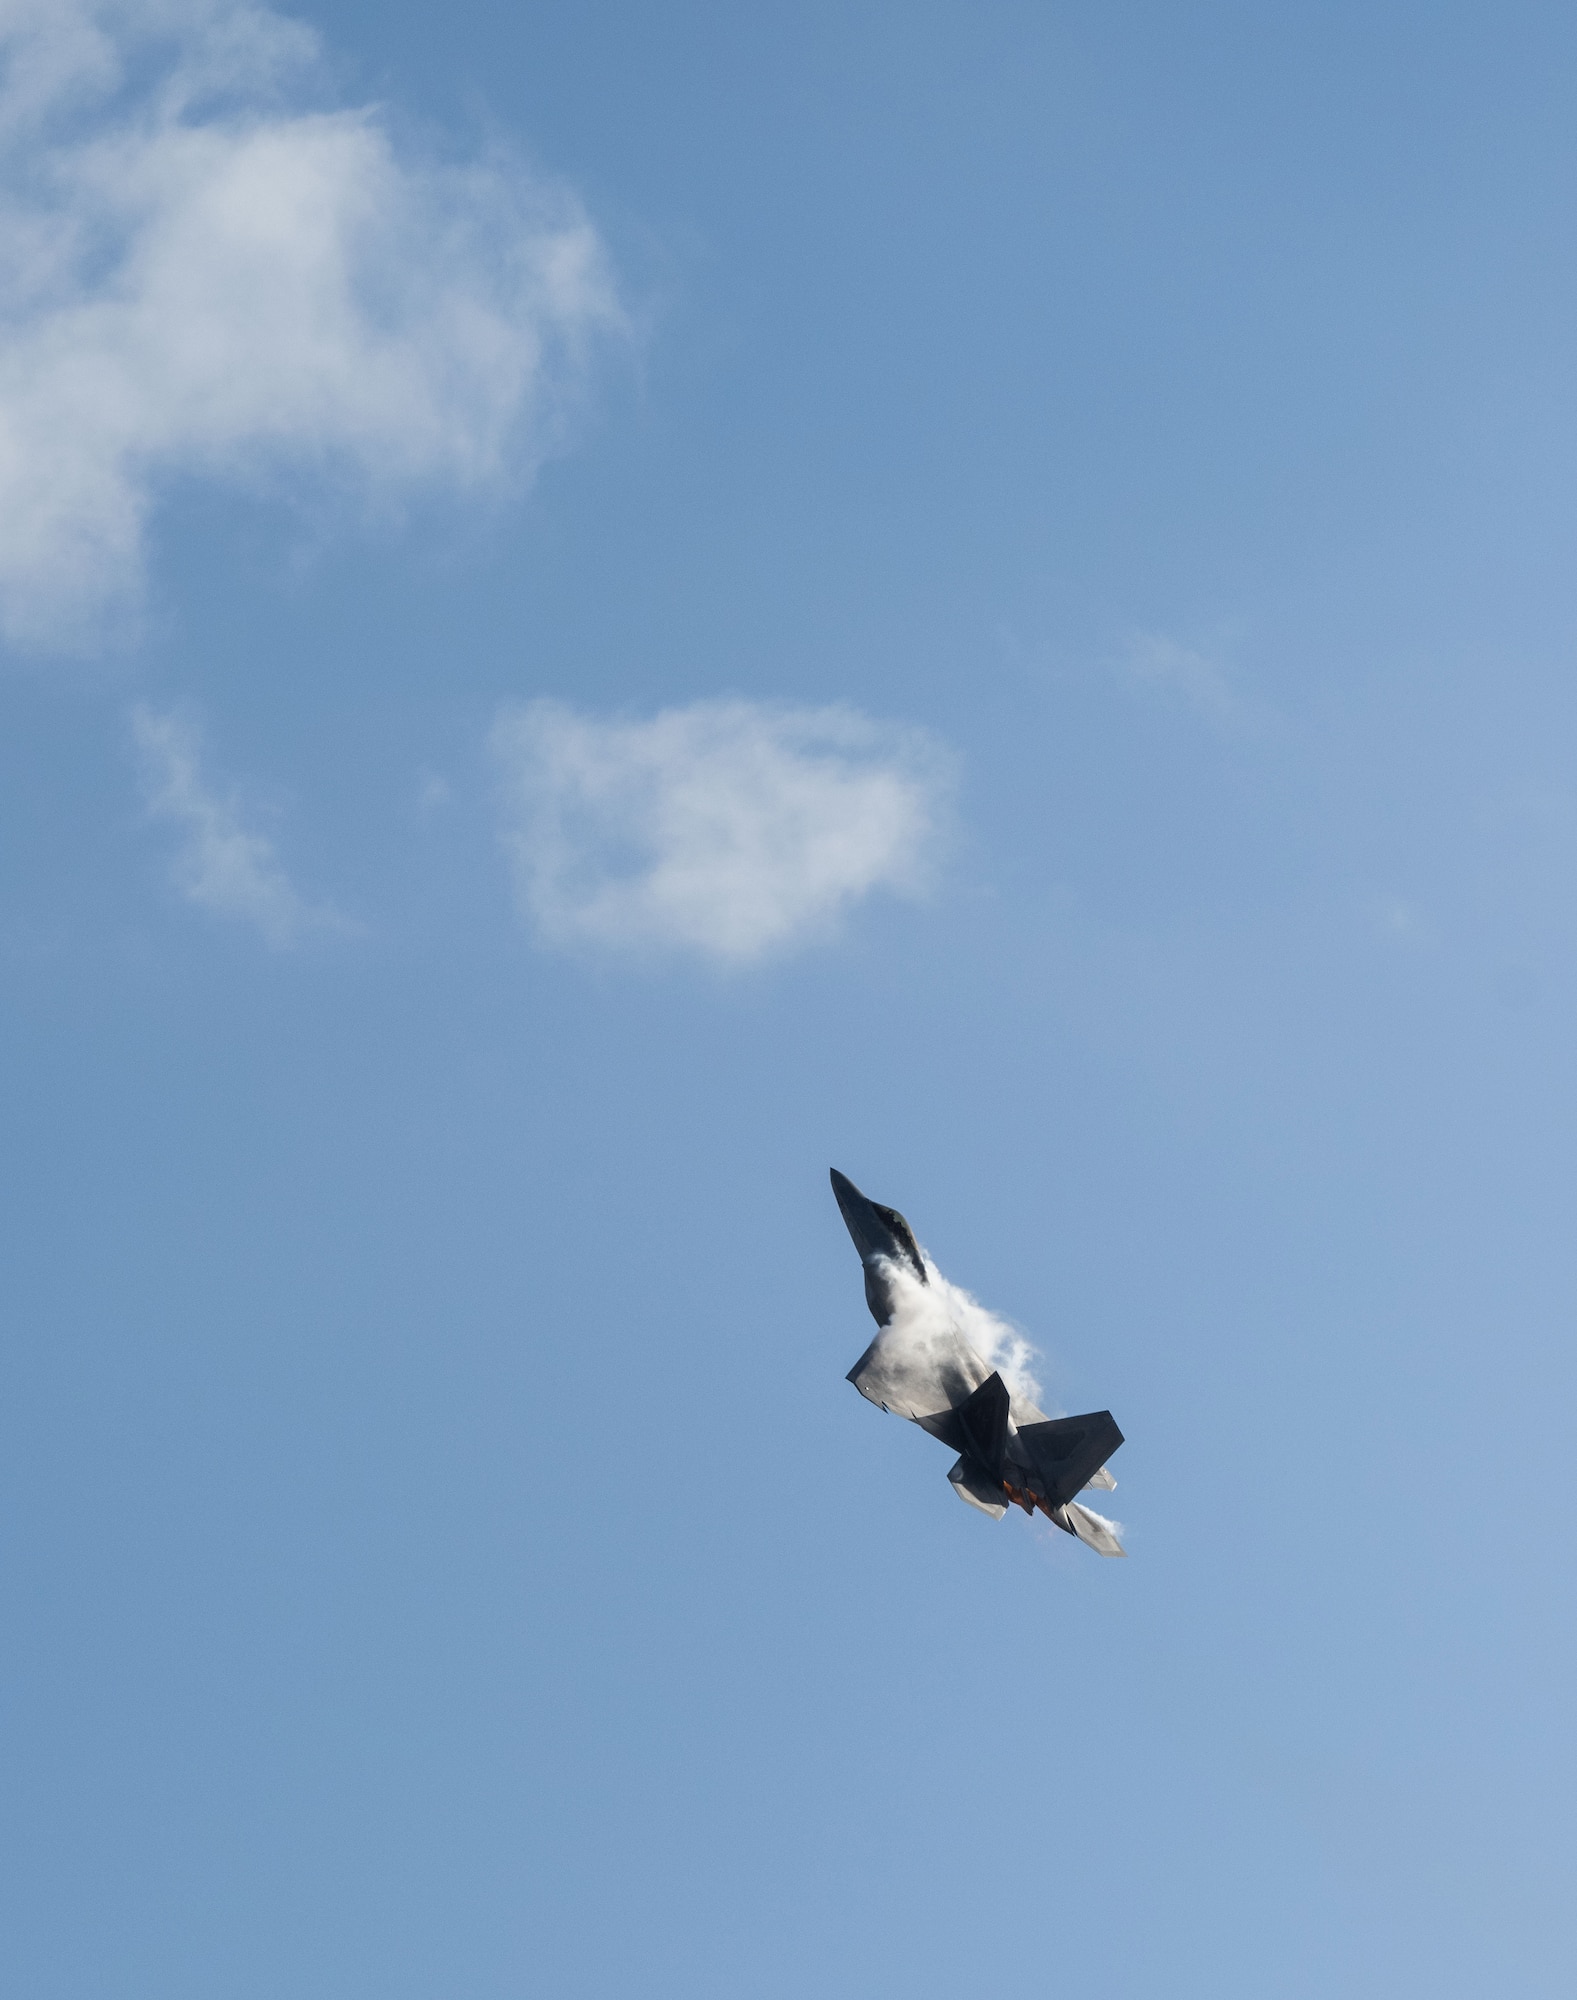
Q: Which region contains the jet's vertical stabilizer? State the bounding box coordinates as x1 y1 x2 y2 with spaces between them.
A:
1017 1411 1125 1509
954 1370 1011 1478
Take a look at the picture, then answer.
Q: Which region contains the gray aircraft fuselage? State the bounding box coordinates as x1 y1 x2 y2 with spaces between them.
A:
832 1169 1126 1555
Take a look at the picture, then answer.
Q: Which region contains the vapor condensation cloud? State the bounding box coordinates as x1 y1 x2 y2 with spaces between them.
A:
916 1263 1047 1414
132 705 337 945
491 697 952 965
886 1255 1128 1549
0 0 627 649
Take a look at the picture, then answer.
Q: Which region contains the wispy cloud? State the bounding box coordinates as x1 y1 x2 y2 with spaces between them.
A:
1120 632 1243 727
491 698 952 965
131 704 337 945
1366 893 1436 948
0 0 627 649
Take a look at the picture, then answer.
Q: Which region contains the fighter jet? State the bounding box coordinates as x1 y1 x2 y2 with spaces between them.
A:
832 1168 1126 1556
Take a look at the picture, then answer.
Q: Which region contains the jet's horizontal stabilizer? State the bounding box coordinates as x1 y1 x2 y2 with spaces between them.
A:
948 1455 1008 1519
1083 1465 1117 1492
1063 1501 1126 1557
1017 1410 1124 1508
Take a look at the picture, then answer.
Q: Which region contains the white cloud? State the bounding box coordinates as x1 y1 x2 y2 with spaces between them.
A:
491 698 951 964
0 0 626 648
132 703 336 944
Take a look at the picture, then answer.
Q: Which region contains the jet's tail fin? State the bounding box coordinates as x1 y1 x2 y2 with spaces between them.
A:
954 1370 1011 1477
1017 1409 1124 1507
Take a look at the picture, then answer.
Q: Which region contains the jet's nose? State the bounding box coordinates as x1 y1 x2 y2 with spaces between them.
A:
830 1167 880 1254
829 1168 926 1280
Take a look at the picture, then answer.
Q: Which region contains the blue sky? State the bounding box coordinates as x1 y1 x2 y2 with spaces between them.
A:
3 3 1576 1994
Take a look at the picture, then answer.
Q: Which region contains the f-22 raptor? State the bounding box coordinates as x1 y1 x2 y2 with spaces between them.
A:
832 1169 1126 1556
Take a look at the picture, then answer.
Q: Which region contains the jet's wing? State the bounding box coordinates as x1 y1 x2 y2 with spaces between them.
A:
846 1309 992 1421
